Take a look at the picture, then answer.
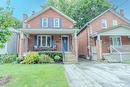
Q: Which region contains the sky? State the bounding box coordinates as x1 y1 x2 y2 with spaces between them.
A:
0 0 130 20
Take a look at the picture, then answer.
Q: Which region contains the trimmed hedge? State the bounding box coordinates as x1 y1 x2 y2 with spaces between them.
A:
38 51 63 61
0 54 17 64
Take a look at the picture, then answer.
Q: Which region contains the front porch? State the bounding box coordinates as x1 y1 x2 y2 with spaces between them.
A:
90 25 130 62
19 28 79 63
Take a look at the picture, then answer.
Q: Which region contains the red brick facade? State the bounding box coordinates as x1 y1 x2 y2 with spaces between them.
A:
19 7 76 54
78 9 130 58
26 8 74 29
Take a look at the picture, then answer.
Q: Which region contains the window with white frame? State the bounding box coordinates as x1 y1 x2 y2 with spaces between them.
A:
110 36 121 47
112 20 118 26
37 35 51 47
53 18 60 28
41 18 48 27
101 19 107 29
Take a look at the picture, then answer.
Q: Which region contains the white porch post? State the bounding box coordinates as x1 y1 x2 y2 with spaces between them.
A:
96 35 102 59
19 32 24 56
74 31 78 62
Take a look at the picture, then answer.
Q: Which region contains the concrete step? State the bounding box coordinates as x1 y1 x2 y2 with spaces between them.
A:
63 52 77 63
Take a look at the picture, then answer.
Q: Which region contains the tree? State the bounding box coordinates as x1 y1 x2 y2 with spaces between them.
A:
0 0 22 48
42 0 111 28
0 7 16 48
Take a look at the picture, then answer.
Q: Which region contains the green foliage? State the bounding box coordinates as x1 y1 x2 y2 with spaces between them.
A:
0 1 21 48
38 51 63 60
13 18 22 29
0 54 17 63
43 0 111 28
38 54 54 63
54 55 61 62
20 52 63 64
22 52 39 64
16 56 24 63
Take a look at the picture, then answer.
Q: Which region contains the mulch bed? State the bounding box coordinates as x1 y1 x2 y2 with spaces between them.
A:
0 75 12 86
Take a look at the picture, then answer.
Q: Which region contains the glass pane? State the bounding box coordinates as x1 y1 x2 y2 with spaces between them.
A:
54 18 60 27
117 38 121 46
42 36 46 46
110 38 113 46
47 36 51 47
42 18 48 27
38 36 41 47
111 37 121 47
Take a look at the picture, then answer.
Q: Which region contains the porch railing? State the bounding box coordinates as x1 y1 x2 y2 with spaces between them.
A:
110 46 123 62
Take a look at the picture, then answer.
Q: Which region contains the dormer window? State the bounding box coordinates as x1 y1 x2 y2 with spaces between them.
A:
42 18 48 28
101 19 107 29
53 18 60 28
112 20 118 26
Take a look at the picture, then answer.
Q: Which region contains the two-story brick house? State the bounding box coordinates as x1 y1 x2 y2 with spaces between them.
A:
18 6 78 63
78 9 130 62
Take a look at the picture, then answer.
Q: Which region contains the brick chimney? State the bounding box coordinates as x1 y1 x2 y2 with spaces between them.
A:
119 9 124 17
22 14 28 28
23 14 28 21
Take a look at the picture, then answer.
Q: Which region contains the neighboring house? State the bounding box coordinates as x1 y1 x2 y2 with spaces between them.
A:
18 6 78 63
78 9 130 62
0 28 19 55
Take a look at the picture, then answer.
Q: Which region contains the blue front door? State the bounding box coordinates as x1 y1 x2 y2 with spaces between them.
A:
62 37 68 51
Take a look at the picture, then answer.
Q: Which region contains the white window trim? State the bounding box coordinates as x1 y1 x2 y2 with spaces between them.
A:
110 36 122 47
101 19 107 29
37 35 51 47
112 19 118 26
42 18 48 27
53 18 60 28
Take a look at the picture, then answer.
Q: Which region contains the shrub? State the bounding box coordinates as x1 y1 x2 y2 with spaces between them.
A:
16 56 24 63
38 54 54 63
38 51 63 60
54 55 61 62
22 52 39 64
0 54 17 63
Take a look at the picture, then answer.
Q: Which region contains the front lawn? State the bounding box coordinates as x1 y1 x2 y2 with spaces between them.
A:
122 60 130 64
0 64 69 87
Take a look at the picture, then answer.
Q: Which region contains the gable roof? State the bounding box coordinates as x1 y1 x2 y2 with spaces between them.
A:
24 6 76 23
78 8 130 35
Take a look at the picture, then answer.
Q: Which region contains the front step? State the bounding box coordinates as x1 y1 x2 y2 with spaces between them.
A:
63 52 78 63
102 53 130 63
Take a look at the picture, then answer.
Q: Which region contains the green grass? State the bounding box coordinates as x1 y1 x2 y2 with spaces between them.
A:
122 60 130 64
0 64 69 87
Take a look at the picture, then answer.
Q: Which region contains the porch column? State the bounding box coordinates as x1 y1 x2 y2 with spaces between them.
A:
96 35 102 59
74 31 78 62
19 32 24 56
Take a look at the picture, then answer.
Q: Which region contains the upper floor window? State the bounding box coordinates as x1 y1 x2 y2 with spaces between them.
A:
101 19 107 29
112 20 118 26
42 18 48 28
53 18 60 28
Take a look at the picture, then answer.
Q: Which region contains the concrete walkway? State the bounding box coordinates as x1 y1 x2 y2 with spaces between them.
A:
64 61 130 87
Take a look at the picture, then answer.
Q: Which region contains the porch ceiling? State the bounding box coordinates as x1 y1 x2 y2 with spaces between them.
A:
91 25 130 37
20 28 79 34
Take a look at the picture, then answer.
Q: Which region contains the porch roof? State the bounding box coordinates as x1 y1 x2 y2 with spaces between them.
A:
19 28 79 34
91 25 130 37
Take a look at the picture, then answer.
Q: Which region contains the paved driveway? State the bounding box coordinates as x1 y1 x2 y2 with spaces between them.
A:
64 61 130 87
